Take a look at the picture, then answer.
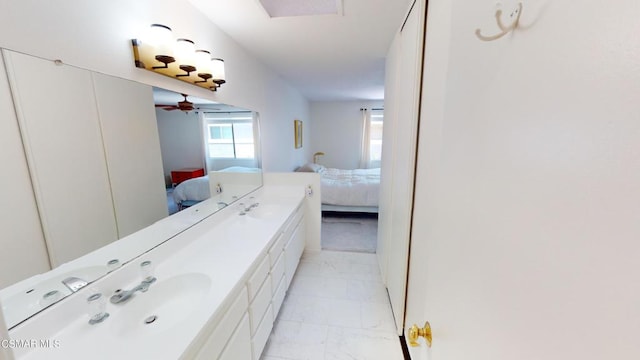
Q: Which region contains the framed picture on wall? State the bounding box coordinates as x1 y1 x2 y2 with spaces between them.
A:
294 119 303 148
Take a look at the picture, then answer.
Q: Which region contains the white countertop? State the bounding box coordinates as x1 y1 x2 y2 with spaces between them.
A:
9 185 305 359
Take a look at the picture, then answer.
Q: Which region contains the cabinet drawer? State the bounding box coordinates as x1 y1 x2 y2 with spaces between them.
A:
272 274 287 318
247 255 270 301
218 314 252 360
251 304 274 360
195 287 248 360
270 252 285 294
282 206 304 241
268 232 286 266
285 222 305 287
249 275 272 335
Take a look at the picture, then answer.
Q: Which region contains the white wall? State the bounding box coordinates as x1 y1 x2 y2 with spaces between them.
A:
155 109 204 186
309 100 383 169
406 0 640 358
0 0 310 172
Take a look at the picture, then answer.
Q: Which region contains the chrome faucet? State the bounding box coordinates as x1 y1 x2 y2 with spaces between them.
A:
109 276 156 304
62 276 88 292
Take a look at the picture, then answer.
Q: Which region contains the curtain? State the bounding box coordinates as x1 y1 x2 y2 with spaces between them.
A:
359 109 372 169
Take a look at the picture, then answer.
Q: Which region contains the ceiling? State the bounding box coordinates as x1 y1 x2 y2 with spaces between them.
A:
187 0 412 101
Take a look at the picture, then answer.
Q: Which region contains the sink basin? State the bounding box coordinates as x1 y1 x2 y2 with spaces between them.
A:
110 273 211 338
246 204 284 220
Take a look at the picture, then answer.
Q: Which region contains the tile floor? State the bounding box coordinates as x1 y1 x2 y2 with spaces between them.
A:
261 250 404 360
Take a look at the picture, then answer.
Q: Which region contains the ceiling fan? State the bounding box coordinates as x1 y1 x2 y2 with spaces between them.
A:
155 93 220 113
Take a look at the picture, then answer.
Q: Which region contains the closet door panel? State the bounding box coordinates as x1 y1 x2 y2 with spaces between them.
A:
4 50 118 266
92 73 168 238
0 51 50 287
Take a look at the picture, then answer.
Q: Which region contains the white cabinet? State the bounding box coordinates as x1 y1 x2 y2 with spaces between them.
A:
3 50 118 266
2 50 167 266
92 72 168 238
194 287 249 360
219 314 252 360
248 205 305 358
0 51 50 288
251 305 274 360
249 275 273 335
190 201 306 360
284 220 305 288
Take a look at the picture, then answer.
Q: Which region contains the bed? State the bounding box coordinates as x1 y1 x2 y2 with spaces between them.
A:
172 167 261 209
296 163 380 213
172 175 211 209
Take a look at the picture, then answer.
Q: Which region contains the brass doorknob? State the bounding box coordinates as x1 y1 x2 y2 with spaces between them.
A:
408 321 432 347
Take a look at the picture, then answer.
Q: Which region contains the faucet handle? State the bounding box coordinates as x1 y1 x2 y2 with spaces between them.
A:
140 260 156 283
87 293 109 325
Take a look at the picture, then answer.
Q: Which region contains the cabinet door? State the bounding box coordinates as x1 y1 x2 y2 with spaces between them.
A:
92 73 168 238
284 219 305 287
0 50 50 287
219 314 252 360
3 50 118 266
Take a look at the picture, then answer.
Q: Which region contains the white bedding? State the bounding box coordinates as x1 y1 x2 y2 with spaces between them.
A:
172 175 211 203
320 168 380 207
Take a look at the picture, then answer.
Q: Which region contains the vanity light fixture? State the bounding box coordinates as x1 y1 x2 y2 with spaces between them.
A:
147 24 174 69
131 24 226 91
195 50 212 83
175 38 196 77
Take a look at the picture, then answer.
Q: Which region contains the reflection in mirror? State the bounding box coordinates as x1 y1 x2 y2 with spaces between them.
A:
153 87 262 215
0 49 261 330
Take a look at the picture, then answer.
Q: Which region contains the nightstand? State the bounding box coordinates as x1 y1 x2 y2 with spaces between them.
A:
171 168 205 186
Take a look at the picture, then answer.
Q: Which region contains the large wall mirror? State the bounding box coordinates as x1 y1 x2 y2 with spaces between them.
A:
0 49 262 329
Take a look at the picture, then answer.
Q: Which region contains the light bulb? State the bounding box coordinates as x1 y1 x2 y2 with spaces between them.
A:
146 24 173 57
175 38 196 67
195 50 212 75
211 58 226 84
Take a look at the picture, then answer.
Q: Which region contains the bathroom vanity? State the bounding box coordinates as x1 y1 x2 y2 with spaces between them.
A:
7 185 309 359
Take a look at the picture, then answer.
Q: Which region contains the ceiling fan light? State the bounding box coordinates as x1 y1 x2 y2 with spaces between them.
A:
211 58 226 84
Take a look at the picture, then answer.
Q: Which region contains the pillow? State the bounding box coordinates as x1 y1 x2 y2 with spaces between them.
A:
295 162 325 173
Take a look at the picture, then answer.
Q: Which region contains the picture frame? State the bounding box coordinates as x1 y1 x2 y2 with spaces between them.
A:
294 119 303 149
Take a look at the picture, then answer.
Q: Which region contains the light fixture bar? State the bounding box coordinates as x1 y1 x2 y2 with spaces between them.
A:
131 24 226 92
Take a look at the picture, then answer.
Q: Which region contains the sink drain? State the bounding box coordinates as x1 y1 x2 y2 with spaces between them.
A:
144 315 158 324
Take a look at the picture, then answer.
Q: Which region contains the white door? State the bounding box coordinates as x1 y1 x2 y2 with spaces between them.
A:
404 0 640 358
377 0 426 334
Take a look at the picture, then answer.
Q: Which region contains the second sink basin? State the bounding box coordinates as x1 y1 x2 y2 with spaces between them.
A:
246 204 284 220
110 273 211 338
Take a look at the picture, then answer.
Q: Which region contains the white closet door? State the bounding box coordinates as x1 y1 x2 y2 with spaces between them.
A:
0 51 50 287
378 0 426 335
3 50 118 267
92 73 168 238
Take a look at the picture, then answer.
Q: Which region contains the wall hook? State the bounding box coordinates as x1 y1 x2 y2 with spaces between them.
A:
475 2 523 41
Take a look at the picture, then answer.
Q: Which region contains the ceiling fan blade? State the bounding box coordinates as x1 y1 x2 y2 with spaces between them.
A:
155 104 180 111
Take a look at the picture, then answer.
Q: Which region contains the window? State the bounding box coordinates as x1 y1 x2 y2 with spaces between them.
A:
369 111 384 165
360 108 384 168
205 113 255 159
